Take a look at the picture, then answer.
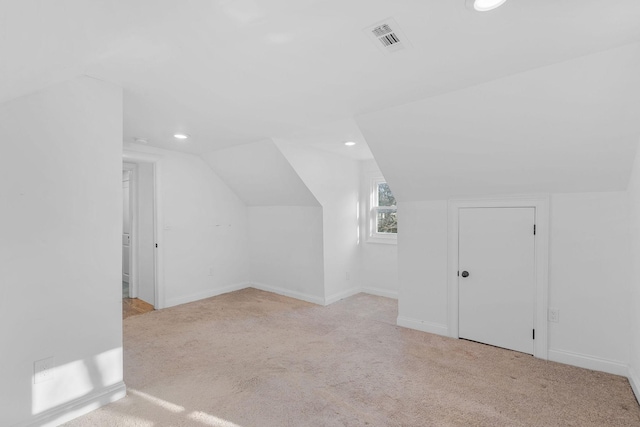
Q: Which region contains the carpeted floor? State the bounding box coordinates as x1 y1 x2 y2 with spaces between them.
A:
64 288 640 427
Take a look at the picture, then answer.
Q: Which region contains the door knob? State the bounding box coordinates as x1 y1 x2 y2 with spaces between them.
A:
461 271 469 278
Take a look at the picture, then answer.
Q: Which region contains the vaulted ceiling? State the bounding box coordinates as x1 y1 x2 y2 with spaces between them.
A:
3 0 640 197
357 42 640 200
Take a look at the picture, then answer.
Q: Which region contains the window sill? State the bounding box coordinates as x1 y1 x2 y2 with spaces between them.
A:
367 234 398 245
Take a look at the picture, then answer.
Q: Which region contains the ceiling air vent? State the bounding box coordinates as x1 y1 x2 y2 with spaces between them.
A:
364 18 411 54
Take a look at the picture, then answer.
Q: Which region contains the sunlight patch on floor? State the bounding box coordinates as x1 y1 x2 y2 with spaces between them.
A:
128 389 185 413
188 411 244 427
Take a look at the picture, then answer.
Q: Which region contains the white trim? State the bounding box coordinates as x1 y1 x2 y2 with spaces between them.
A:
123 150 161 163
122 163 138 299
122 149 165 309
361 286 398 299
324 287 362 305
628 366 640 405
325 287 399 305
165 282 250 308
16 381 126 427
548 349 628 377
367 177 398 244
153 161 165 309
447 195 550 360
249 282 325 305
164 283 398 309
397 316 449 336
366 234 398 245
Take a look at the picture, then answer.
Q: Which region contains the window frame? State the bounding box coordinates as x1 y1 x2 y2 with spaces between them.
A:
368 177 397 244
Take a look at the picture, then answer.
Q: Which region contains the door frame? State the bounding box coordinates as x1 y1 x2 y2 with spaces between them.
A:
122 165 135 295
447 196 549 359
122 149 165 309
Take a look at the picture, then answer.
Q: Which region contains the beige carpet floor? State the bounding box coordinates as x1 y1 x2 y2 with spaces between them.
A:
65 288 640 427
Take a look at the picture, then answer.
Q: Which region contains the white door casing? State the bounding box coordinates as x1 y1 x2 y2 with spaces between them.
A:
122 171 131 284
458 207 535 354
448 196 549 360
122 149 165 309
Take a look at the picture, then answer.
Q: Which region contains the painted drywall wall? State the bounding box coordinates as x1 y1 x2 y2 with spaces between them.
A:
396 200 449 335
201 140 319 206
248 206 325 303
359 160 398 298
137 162 155 305
627 142 640 394
275 140 361 303
0 77 124 426
547 192 631 374
124 143 249 308
396 192 631 374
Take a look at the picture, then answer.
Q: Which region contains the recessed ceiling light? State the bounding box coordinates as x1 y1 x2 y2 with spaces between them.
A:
470 0 507 11
173 133 190 140
344 141 357 146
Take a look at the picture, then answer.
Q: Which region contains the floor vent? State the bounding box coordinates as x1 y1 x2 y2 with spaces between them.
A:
364 18 411 54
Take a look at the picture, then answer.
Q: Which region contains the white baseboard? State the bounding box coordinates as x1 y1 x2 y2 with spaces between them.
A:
16 381 126 427
628 366 640 405
165 282 399 309
548 349 628 376
324 288 362 305
397 316 449 337
361 287 398 300
249 282 325 306
165 282 250 308
324 287 398 305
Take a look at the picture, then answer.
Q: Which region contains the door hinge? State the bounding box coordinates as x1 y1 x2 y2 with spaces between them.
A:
533 329 535 340
155 243 158 248
457 270 460 277
533 224 536 235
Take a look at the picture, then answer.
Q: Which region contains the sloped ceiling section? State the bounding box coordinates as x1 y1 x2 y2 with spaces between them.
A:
201 139 320 206
5 1 640 155
356 42 640 202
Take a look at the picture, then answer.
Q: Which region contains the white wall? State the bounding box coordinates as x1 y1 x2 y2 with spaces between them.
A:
0 77 125 426
359 160 398 298
202 140 319 206
396 192 631 374
248 206 325 304
627 143 640 394
396 200 449 335
124 143 250 308
547 192 630 373
275 140 360 303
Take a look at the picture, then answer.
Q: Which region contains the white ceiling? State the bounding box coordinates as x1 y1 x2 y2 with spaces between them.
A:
3 0 640 158
201 139 319 206
357 42 640 201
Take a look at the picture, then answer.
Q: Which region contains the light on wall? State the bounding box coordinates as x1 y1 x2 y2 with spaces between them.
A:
344 141 357 146
467 0 507 12
173 133 190 140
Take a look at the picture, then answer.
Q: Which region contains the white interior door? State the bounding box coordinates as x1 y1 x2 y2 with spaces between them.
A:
458 207 535 354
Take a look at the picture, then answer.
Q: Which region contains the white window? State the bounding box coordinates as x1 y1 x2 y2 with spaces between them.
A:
369 178 397 243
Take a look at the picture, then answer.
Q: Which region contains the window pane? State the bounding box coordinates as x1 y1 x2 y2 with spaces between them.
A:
377 182 396 207
377 209 397 233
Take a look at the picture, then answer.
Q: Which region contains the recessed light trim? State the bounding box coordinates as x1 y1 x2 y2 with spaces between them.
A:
344 141 357 146
173 133 190 140
471 0 507 12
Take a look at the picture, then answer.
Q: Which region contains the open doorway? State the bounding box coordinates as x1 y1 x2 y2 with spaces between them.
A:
122 160 157 318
